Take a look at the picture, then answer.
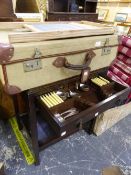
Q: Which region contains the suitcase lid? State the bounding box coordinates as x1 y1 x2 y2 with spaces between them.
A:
0 21 118 94
0 21 116 64
0 21 117 65
0 21 115 43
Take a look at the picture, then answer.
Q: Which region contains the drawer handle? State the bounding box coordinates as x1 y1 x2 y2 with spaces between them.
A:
53 50 96 70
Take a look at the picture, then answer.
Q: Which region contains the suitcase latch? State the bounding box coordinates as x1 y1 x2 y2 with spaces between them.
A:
102 47 111 56
102 38 111 56
33 48 42 59
23 59 42 72
23 48 42 72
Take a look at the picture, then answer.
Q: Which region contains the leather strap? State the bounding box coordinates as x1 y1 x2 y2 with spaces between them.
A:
81 68 90 83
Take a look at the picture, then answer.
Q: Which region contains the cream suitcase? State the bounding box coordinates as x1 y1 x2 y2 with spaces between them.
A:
0 21 118 94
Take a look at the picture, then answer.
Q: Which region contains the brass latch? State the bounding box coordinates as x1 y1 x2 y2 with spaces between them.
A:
23 48 42 72
33 48 42 59
102 38 111 56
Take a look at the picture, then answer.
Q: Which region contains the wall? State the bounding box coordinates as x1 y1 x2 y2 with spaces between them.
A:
97 1 131 22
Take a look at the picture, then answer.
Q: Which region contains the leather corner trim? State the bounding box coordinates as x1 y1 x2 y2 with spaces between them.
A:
0 43 14 64
4 85 21 95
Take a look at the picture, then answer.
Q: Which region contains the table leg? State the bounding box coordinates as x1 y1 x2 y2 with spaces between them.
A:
28 94 40 165
0 162 5 175
12 95 23 130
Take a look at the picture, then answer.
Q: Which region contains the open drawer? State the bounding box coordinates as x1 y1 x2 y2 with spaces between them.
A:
35 68 130 137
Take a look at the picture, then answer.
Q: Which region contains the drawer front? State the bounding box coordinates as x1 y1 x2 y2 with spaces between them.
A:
38 98 81 136
81 88 130 124
57 88 130 134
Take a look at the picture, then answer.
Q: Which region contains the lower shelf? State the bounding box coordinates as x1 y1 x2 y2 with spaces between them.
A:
22 111 80 149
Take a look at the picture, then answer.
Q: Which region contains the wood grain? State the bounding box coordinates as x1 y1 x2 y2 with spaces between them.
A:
6 22 115 43
9 28 114 43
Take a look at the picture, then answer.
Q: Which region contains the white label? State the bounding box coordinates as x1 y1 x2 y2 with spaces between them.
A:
61 131 66 137
95 112 99 117
95 41 101 47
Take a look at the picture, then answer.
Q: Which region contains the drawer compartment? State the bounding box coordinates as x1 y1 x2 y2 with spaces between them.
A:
35 69 130 136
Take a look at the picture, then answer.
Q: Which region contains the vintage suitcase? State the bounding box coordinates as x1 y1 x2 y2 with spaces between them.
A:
0 21 130 164
0 21 118 94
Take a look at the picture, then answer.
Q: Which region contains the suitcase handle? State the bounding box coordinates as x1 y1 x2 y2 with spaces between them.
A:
53 50 96 70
